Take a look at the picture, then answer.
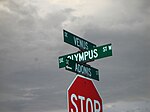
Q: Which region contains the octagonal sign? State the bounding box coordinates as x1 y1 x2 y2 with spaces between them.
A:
67 75 103 112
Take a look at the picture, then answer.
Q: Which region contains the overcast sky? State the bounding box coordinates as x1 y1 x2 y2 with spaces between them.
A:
0 0 150 112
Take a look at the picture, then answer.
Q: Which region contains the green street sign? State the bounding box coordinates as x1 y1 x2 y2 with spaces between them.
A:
65 58 99 81
63 30 96 51
58 43 112 68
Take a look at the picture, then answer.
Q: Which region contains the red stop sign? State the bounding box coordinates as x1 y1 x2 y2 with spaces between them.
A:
67 75 103 112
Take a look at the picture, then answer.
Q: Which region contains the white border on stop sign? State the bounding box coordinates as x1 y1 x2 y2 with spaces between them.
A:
67 75 103 112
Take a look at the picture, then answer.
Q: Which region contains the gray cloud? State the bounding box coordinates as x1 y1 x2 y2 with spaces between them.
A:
82 9 150 103
61 0 150 106
104 101 150 112
0 0 150 112
0 0 73 111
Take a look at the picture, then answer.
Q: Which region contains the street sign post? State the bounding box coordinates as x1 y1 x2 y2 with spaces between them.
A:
59 43 112 68
59 30 112 111
65 58 99 81
64 30 96 51
67 75 103 112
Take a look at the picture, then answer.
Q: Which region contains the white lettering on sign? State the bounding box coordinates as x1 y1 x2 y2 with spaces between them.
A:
70 94 101 112
108 45 112 50
86 98 93 112
67 49 98 62
59 58 64 63
74 36 88 50
78 96 85 112
74 53 79 61
75 63 92 77
94 100 101 112
103 46 107 52
84 51 89 61
65 32 68 37
71 94 78 112
79 53 84 61
93 49 98 58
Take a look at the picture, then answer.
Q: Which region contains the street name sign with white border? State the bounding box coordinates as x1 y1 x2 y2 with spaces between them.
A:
64 30 96 51
65 58 99 81
59 43 112 68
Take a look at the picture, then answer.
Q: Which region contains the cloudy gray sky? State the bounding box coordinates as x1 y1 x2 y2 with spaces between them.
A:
0 0 150 112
